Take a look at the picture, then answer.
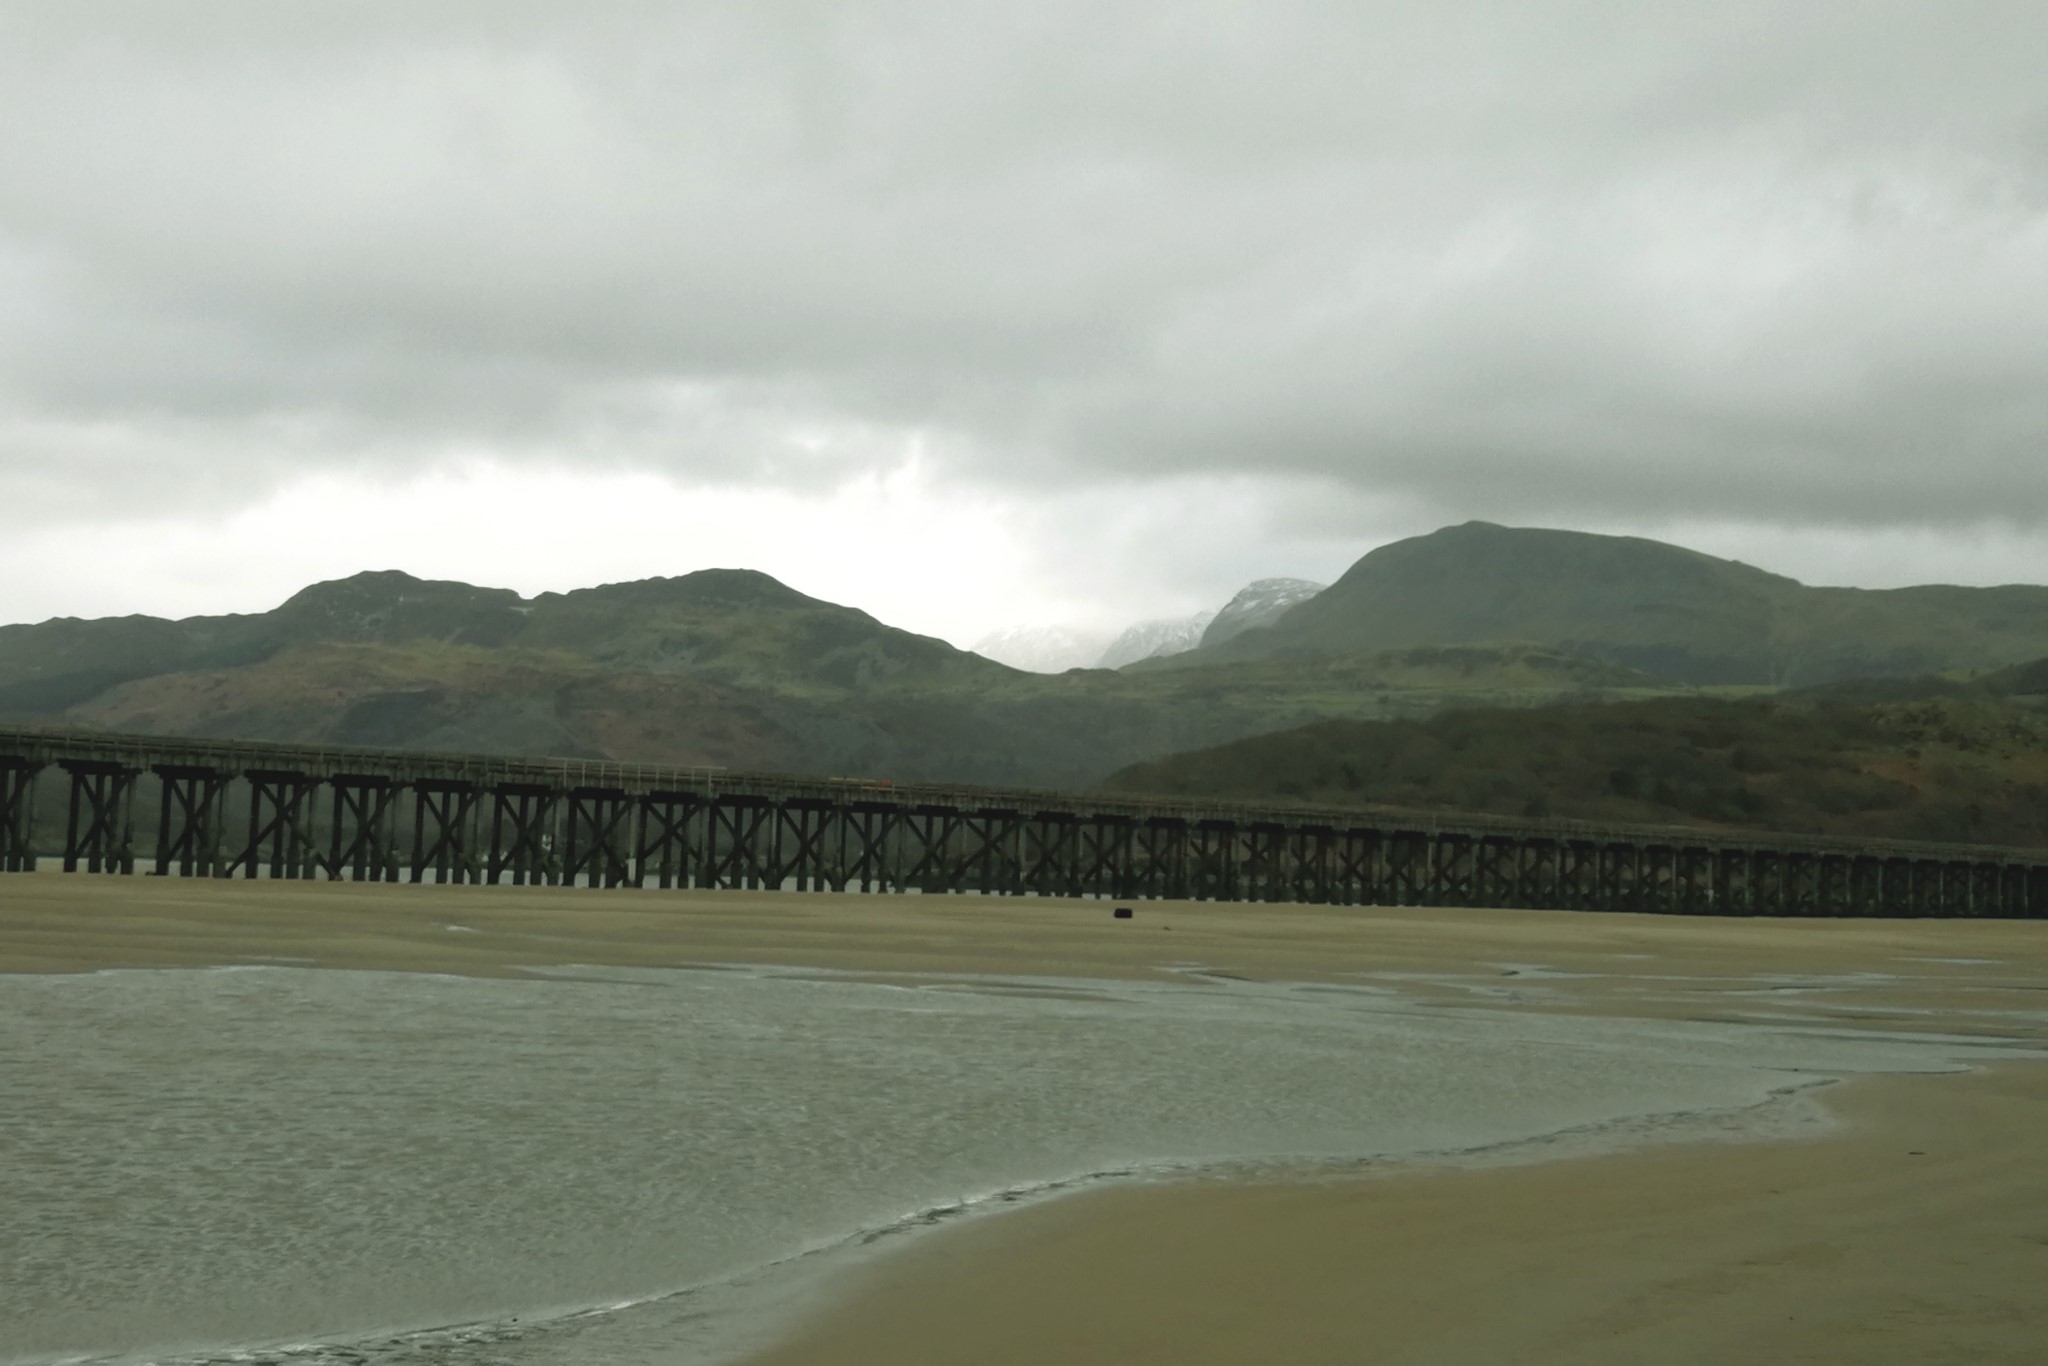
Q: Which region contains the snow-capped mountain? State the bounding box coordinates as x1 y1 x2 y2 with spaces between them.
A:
1199 578 1325 649
970 624 1110 673
1096 611 1216 669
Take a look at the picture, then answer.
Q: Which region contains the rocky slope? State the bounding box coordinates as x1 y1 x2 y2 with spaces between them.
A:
1097 611 1215 669
1098 576 1323 669
1198 578 1324 649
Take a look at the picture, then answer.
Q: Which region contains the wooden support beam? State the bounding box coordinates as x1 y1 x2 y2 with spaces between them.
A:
328 775 401 882
1334 829 1377 905
486 783 560 885
1475 836 1516 909
1242 823 1283 903
1293 827 1335 904
1588 842 1619 912
1383 831 1426 906
1431 834 1476 908
1072 815 1132 899
959 808 1022 896
563 787 634 888
410 780 483 885
890 807 958 894
1134 818 1188 901
1189 821 1237 902
62 760 138 875
155 763 233 878
235 770 322 879
1876 858 1907 916
703 797 775 889
1022 814 1078 897
842 805 893 893
0 758 41 872
634 793 701 890
772 800 839 892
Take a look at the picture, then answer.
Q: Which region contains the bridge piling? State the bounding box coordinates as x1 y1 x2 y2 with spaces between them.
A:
562 788 634 889
633 794 696 890
63 760 137 874
155 764 230 878
780 802 841 893
1 758 40 872
836 805 880 893
487 784 559 886
329 776 400 883
702 798 765 889
410 780 482 885
237 770 322 879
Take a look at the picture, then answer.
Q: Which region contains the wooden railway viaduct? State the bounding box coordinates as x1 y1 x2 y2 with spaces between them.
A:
2 725 2044 917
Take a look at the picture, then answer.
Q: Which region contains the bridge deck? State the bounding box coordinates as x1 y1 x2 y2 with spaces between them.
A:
2 724 2043 916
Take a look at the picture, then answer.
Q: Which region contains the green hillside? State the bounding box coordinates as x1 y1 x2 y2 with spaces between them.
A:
54 635 1667 788
0 569 1017 712
12 527 2048 798
1101 664 2048 848
1 566 1678 787
1179 522 2048 686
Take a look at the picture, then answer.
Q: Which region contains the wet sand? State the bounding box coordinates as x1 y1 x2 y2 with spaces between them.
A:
746 1065 2048 1366
5 876 2046 1364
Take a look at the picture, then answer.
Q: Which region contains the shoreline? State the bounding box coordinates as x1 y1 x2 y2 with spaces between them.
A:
689 1068 1859 1366
739 1061 2048 1366
5 878 2045 1365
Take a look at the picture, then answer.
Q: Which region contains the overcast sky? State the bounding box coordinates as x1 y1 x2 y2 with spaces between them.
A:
3 2 2044 645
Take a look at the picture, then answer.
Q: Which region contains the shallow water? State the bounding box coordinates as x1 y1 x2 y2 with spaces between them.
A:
0 960 2024 1366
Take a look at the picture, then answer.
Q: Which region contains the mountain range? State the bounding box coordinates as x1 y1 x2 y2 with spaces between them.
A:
967 623 1110 674
1095 611 1215 670
977 575 1325 672
6 522 2047 806
4 563 1647 787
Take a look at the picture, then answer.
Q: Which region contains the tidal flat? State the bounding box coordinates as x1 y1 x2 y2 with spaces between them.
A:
4 879 2045 1365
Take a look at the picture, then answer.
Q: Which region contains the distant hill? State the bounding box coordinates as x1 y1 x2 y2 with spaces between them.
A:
0 568 1011 716
1097 610 1215 669
1101 664 2048 848
1100 577 1324 669
963 576 1324 674
1 572 1670 787
1198 577 1323 649
24 525 2035 800
1179 522 2048 686
970 624 1110 673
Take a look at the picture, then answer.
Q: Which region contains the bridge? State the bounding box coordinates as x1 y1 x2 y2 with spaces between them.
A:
1 724 2043 917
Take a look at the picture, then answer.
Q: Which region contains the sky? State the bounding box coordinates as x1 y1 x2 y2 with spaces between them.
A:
2 2 2044 648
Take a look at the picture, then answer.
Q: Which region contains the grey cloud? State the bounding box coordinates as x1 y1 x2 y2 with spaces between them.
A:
2 1 2044 530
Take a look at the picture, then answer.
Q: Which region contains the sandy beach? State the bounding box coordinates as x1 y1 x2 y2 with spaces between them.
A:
5 876 2046 1364
747 1066 2048 1366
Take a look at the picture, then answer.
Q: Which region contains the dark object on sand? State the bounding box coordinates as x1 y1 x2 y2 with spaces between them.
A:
1113 906 1133 919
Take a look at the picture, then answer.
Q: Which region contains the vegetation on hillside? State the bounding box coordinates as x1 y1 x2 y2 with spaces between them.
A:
10 526 2048 802
47 637 1673 788
1176 521 2048 686
1101 665 2048 848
